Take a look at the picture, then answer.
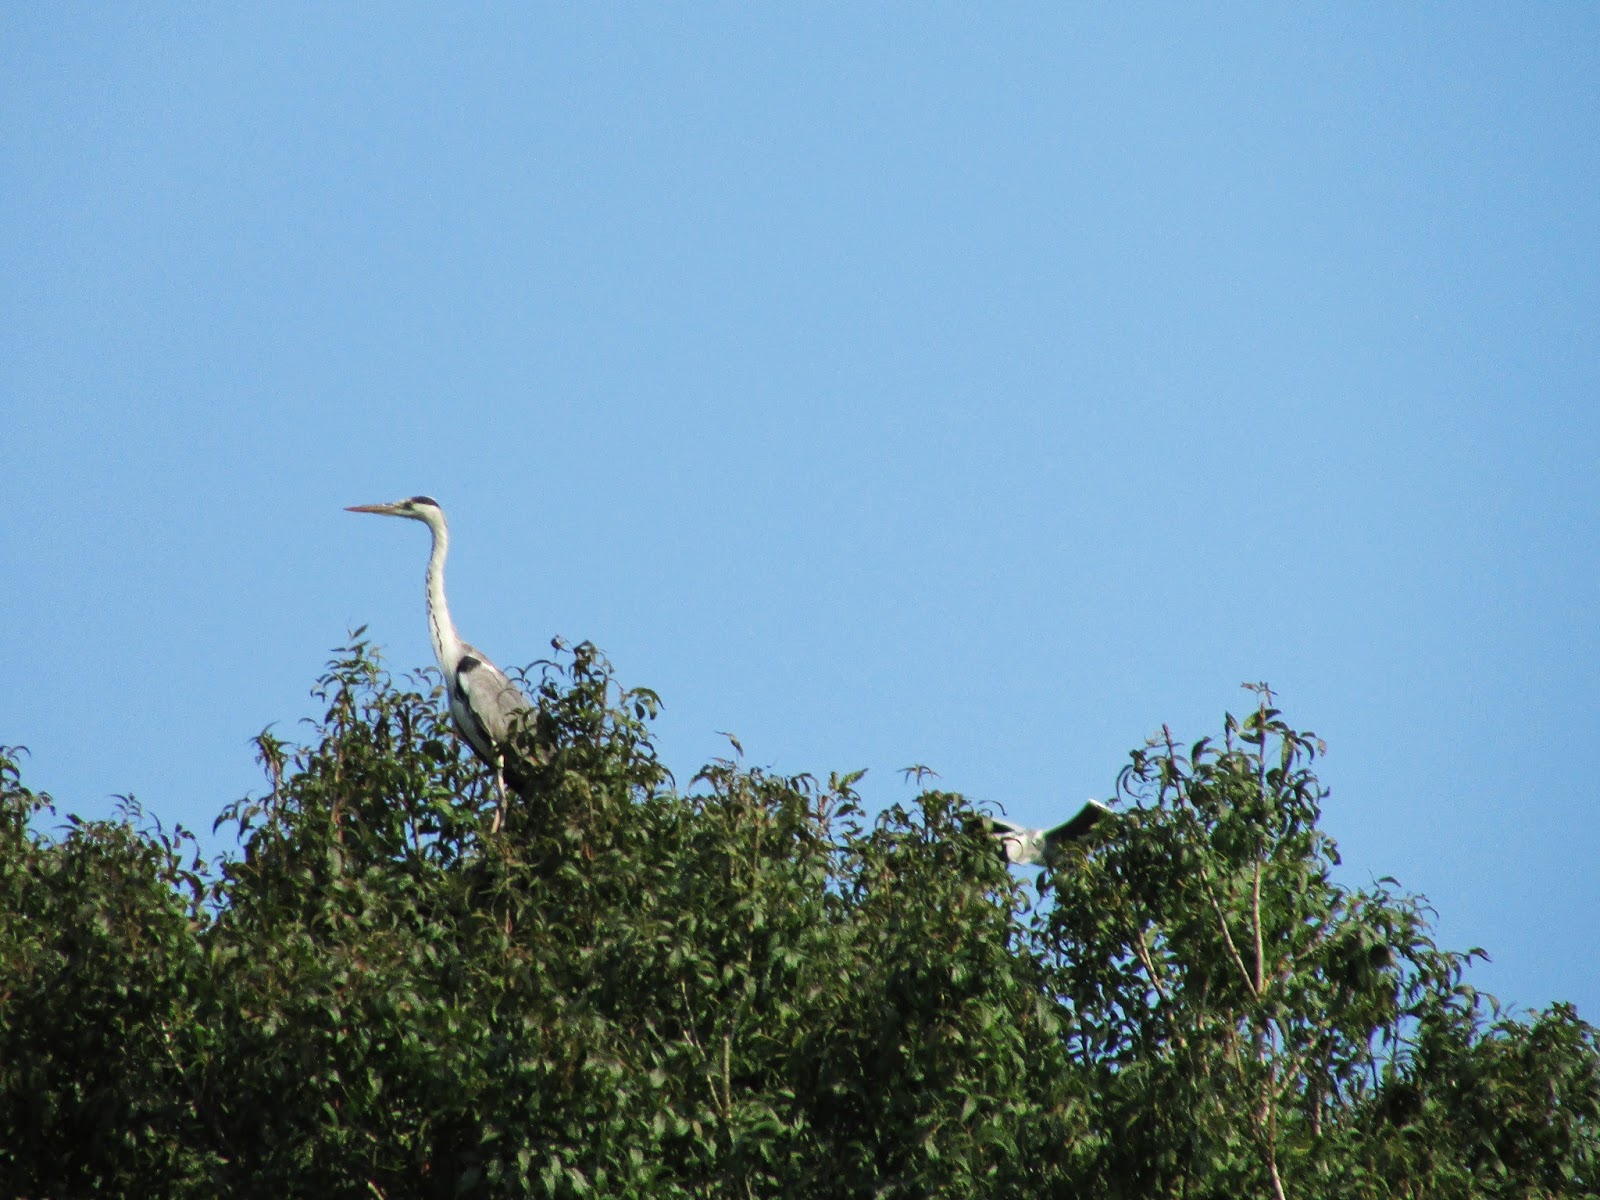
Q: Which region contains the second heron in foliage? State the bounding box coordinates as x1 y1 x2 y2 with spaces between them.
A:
346 495 533 832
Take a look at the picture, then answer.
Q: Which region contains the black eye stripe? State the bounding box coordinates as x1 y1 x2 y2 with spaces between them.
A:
409 495 439 507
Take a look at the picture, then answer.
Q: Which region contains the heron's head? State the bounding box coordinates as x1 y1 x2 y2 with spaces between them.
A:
345 495 443 524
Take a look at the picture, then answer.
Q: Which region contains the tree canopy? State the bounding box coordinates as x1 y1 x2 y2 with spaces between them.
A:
2 637 1595 1197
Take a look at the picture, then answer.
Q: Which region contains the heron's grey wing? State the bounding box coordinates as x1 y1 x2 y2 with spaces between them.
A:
1042 800 1111 849
451 651 533 762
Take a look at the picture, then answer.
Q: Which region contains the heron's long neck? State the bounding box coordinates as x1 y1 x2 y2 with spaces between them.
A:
424 516 464 674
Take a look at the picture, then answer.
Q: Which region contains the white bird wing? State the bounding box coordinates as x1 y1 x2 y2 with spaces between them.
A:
450 649 534 763
989 820 1050 866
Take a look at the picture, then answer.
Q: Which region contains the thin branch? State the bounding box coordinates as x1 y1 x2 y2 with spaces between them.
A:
1201 870 1258 999
1131 921 1172 1005
1264 1099 1288 1200
1252 857 1265 997
678 980 726 1119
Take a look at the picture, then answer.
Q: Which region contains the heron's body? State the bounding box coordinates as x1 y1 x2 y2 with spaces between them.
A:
988 800 1109 866
347 495 532 830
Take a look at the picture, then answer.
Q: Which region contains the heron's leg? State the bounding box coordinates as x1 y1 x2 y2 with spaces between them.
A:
491 766 508 834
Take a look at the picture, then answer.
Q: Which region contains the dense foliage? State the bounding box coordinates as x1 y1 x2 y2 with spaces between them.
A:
2 639 1596 1197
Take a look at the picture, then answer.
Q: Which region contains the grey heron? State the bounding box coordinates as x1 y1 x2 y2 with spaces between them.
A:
987 799 1110 866
346 495 533 833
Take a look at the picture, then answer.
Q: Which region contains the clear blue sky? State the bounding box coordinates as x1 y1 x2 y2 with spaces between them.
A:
4 7 1596 1019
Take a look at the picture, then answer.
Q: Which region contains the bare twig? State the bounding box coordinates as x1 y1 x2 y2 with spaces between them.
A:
1131 921 1172 1004
1201 870 1258 999
1252 857 1265 997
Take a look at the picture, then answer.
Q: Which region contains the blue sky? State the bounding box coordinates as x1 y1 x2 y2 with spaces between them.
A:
4 7 1596 1019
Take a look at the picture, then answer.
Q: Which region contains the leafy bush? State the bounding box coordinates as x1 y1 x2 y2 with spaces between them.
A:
2 645 1594 1197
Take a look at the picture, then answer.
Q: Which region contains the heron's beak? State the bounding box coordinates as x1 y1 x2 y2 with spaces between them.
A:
346 503 400 515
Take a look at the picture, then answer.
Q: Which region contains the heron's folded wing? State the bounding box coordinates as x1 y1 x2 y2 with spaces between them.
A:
453 651 534 756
